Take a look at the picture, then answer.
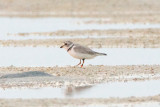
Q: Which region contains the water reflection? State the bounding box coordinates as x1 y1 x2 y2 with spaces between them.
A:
0 80 160 99
64 86 93 97
63 80 160 98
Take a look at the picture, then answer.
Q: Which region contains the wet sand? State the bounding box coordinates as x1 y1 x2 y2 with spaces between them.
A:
0 0 160 24
1 36 160 48
0 0 160 106
5 28 160 48
0 95 160 107
0 65 159 88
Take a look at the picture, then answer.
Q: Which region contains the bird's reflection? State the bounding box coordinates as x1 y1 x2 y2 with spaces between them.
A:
63 85 93 97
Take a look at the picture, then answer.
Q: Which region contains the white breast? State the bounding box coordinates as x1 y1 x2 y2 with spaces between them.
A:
68 46 96 59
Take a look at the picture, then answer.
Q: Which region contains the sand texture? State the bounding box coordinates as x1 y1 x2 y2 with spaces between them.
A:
0 65 159 88
0 95 160 107
0 0 160 24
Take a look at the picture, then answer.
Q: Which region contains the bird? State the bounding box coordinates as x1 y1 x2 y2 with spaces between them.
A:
60 41 107 67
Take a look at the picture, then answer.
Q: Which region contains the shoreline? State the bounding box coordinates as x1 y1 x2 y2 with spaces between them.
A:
0 37 160 48
0 95 160 106
0 65 159 88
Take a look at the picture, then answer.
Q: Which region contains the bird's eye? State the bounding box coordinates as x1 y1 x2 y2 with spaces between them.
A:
64 43 67 45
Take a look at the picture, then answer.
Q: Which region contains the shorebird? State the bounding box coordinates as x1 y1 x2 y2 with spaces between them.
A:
60 41 107 67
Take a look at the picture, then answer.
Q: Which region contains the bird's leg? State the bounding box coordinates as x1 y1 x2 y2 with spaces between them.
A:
77 59 81 66
81 59 85 68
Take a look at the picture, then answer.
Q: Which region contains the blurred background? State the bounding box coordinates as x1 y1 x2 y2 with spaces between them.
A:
0 0 160 107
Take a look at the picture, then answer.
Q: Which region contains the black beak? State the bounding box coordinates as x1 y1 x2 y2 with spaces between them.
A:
60 45 64 48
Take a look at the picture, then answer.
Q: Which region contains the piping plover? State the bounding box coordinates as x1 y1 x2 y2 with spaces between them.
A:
60 41 107 67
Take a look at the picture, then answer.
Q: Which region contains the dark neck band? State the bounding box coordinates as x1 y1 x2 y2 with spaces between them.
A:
67 44 74 52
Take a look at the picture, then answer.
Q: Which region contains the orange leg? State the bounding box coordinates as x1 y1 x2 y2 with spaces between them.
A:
77 59 81 66
81 59 85 68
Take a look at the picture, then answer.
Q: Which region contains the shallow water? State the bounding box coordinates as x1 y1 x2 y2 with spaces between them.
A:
1 17 160 35
94 103 160 107
0 35 129 40
0 80 159 99
0 47 159 67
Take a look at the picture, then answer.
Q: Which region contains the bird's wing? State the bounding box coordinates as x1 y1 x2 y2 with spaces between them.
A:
73 44 96 55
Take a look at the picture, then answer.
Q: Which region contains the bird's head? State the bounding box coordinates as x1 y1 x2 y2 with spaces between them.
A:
60 41 73 50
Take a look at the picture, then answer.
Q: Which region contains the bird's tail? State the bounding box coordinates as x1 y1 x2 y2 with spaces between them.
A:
95 52 107 56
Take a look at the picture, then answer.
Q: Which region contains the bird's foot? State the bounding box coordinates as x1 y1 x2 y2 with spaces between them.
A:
74 63 80 67
77 63 81 66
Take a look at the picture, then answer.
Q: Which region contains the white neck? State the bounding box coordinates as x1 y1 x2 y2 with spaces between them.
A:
63 44 74 51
